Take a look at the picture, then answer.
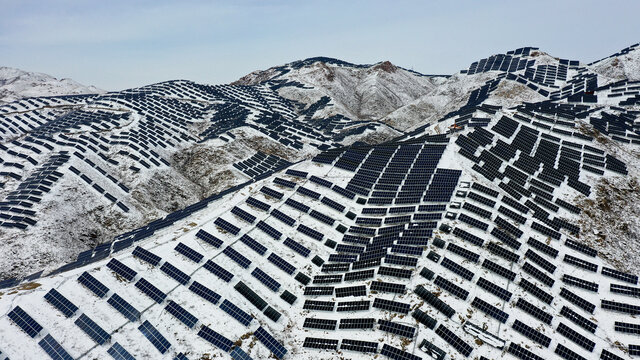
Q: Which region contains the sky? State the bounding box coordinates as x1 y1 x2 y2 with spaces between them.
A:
1 0 639 91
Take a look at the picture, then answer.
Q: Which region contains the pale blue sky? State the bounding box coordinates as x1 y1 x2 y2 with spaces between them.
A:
1 0 638 90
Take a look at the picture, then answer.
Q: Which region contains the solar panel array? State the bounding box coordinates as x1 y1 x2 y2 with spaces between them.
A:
2 45 640 360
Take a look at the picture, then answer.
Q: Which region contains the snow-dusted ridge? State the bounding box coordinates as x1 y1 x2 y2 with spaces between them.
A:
1 43 640 360
0 67 103 104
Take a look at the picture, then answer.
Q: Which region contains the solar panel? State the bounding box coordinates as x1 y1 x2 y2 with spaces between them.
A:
527 237 559 258
165 300 198 329
435 324 473 357
515 298 552 325
75 313 111 345
415 285 455 318
310 175 333 188
507 342 544 360
378 319 416 338
565 238 597 257
563 254 598 272
304 286 334 296
38 334 73 360
434 275 469 300
267 253 296 275
562 274 599 292
44 288 78 318
295 272 311 285
303 317 337 330
557 322 595 352
560 288 596 314
231 206 256 224
525 249 556 274
304 300 335 311
246 196 270 211
223 246 252 268
600 349 625 360
252 267 281 291
340 339 377 353
458 213 488 231
214 217 240 235
160 261 191 285
487 242 519 263
601 299 640 314
139 320 171 354
235 281 268 311
297 186 320 199
173 353 189 360
440 257 474 281
283 237 310 257
314 274 342 284
254 326 287 359
482 259 516 281
559 305 597 333
601 267 638 284
378 266 412 279
256 220 282 240
519 278 553 304
174 242 204 263
309 209 335 225
471 297 508 323
610 283 640 297
321 196 345 212
452 227 484 247
106 258 138 281
380 344 421 360
303 337 339 350
78 271 110 298
239 234 267 255
280 290 297 305
476 277 512 301
446 242 480 263
412 308 437 329
229 347 252 360
197 325 233 352
285 198 309 213
203 260 234 282
132 246 161 265
372 297 410 314
7 306 42 338
614 321 640 335
338 317 375 329
108 293 141 322
219 299 252 326
274 177 295 188
298 224 323 240
107 342 136 360
195 229 223 248
555 344 587 360
336 300 369 312
260 186 283 199
135 277 167 304
522 262 555 287
335 285 367 297
512 319 551 347
270 209 295 226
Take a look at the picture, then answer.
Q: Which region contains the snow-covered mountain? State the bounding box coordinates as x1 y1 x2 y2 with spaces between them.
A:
0 67 103 104
1 43 640 360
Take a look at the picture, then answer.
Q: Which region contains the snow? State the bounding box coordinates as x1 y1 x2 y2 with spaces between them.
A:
0 67 103 104
1 44 640 360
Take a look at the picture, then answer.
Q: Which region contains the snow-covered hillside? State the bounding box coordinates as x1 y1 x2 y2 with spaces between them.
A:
0 67 103 104
1 43 640 360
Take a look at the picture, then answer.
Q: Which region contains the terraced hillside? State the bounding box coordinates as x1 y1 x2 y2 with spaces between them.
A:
0 43 640 360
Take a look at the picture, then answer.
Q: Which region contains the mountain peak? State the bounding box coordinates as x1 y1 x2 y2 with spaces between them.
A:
0 66 103 103
372 60 398 73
